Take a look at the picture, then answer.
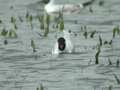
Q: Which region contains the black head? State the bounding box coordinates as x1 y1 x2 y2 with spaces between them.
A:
58 37 66 51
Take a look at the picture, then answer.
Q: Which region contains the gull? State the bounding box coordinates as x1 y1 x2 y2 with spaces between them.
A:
52 30 74 55
43 0 95 14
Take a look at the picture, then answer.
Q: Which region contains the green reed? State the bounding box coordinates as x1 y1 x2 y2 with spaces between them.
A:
99 35 102 47
116 59 119 68
26 11 33 29
108 58 112 65
57 11 64 31
83 30 88 39
26 11 29 19
59 19 64 31
36 84 44 90
4 39 8 45
95 45 101 64
0 19 2 24
81 25 88 39
108 85 112 90
11 16 18 30
0 28 8 45
104 40 112 46
90 30 96 38
28 16 33 29
29 15 33 29
99 0 104 6
113 26 120 38
1 28 8 36
11 16 16 24
89 7 93 13
18 16 23 22
113 74 120 84
44 13 50 37
31 39 36 52
8 29 17 38
42 0 49 4
38 15 44 30
0 28 17 45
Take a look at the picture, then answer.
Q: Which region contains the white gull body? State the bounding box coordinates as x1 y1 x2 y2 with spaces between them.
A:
44 0 83 14
52 30 74 55
44 0 94 14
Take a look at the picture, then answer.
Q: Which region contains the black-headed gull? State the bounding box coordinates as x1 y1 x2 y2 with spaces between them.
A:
44 0 95 14
52 30 74 55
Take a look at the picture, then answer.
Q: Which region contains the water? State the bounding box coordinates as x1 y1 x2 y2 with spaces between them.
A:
0 0 120 90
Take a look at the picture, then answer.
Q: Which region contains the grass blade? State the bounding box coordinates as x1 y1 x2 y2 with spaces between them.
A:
99 35 102 46
113 74 120 84
90 31 96 38
31 39 36 52
95 46 101 64
116 59 119 68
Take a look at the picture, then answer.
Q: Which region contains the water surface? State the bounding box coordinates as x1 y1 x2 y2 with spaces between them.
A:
0 0 120 90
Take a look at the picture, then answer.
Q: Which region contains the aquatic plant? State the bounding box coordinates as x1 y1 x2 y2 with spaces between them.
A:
89 7 93 13
99 0 104 6
59 19 64 31
81 26 83 31
109 40 112 45
99 35 102 47
84 26 87 30
37 14 50 37
44 13 50 37
42 0 49 4
11 16 16 24
113 26 120 38
80 25 88 38
4 39 8 45
74 20 78 24
18 16 23 22
108 58 112 65
113 74 120 84
104 40 112 46
88 59 92 65
38 15 44 30
0 28 17 45
0 29 8 45
31 39 36 52
26 11 33 29
28 15 33 29
116 59 119 68
11 16 18 30
108 85 112 90
0 19 2 24
14 23 18 30
29 15 33 29
1 28 17 38
95 45 101 64
83 30 88 39
10 6 14 9
36 84 44 90
8 29 17 38
1 28 8 36
90 31 96 38
104 41 108 45
26 11 29 19
57 12 64 31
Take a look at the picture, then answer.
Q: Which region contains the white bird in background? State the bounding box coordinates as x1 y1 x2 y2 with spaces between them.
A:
43 0 95 14
52 30 74 55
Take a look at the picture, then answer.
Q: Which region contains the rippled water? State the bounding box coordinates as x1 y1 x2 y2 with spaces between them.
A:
0 0 120 90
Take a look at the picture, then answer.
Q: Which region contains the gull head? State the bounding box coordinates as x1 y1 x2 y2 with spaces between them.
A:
58 37 66 51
